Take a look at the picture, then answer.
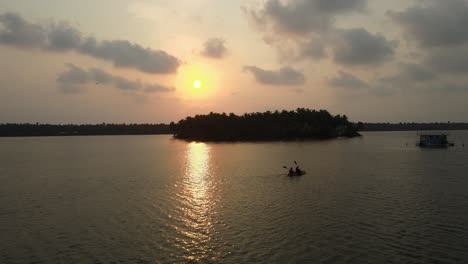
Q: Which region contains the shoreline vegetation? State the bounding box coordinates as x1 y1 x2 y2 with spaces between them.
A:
170 109 360 141
361 122 468 131
1 113 468 138
0 123 171 137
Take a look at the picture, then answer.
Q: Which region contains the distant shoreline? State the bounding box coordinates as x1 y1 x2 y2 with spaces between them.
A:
2 122 468 138
0 123 171 137
0 133 173 138
361 123 468 132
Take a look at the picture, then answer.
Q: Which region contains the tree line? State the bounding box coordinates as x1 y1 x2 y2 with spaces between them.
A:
170 108 360 141
361 122 468 131
0 123 171 137
6 116 464 138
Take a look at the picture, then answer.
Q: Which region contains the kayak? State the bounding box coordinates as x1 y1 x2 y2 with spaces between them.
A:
288 170 306 177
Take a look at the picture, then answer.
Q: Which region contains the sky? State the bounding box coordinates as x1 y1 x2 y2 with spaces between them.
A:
1 0 468 124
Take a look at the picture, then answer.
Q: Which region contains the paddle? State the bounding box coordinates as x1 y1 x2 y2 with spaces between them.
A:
293 160 303 174
283 165 294 176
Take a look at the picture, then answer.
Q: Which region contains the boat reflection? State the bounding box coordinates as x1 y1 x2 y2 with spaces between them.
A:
173 142 218 261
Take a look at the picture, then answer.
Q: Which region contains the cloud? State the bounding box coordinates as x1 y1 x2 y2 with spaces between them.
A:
57 64 90 85
243 66 305 86
57 64 175 93
246 0 367 35
332 28 396 65
328 71 368 89
298 37 326 59
243 0 367 62
426 45 468 74
372 62 441 96
78 38 179 74
0 12 46 48
144 84 176 93
389 0 468 48
329 62 439 96
353 62 438 96
245 0 396 66
399 63 436 81
47 23 82 51
0 12 180 74
201 38 228 58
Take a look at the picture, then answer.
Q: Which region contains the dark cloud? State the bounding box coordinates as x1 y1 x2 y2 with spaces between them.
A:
328 71 368 89
201 38 228 58
370 83 398 97
298 37 326 59
144 84 176 93
376 75 468 96
442 82 468 92
243 0 367 62
113 77 142 91
332 28 396 65
315 0 367 13
389 0 468 48
399 63 436 81
245 1 396 66
47 23 82 51
427 45 468 74
0 12 180 74
0 12 46 48
57 64 90 84
247 0 366 35
372 63 440 96
57 64 175 93
89 68 113 84
78 38 179 74
243 66 305 86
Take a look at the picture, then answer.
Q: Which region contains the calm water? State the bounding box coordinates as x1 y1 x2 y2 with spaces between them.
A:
1 132 468 263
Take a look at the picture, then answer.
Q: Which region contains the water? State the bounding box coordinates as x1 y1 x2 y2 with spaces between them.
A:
1 131 468 263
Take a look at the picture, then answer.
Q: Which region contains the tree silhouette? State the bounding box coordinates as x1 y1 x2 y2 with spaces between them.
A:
171 108 360 141
0 123 171 137
361 122 468 131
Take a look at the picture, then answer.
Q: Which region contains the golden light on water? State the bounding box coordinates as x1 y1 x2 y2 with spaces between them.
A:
186 142 211 201
173 142 218 261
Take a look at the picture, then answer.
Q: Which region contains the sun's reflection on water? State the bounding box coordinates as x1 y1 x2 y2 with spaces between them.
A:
186 142 211 202
172 142 218 261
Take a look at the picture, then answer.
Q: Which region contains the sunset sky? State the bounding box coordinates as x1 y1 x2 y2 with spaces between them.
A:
1 0 468 123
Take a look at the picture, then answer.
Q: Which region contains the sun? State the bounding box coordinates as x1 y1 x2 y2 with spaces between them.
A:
175 62 220 99
193 80 202 89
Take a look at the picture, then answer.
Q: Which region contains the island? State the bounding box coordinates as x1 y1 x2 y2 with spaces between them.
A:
170 108 360 141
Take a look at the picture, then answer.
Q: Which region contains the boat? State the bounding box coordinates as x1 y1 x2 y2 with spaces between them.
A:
416 133 455 148
288 170 306 177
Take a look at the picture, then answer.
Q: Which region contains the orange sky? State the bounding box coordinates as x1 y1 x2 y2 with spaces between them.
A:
1 0 468 123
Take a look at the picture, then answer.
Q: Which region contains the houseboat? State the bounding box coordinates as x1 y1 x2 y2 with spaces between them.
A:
417 133 454 148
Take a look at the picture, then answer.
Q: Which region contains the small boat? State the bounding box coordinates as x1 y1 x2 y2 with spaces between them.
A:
417 133 455 148
288 170 306 177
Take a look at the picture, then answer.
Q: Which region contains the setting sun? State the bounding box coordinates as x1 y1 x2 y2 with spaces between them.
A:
175 62 221 99
193 80 201 89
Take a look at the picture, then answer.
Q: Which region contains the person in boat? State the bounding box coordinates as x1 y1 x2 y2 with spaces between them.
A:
295 166 302 174
289 167 294 175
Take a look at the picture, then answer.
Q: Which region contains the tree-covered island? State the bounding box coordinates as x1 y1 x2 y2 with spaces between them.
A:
170 108 361 141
